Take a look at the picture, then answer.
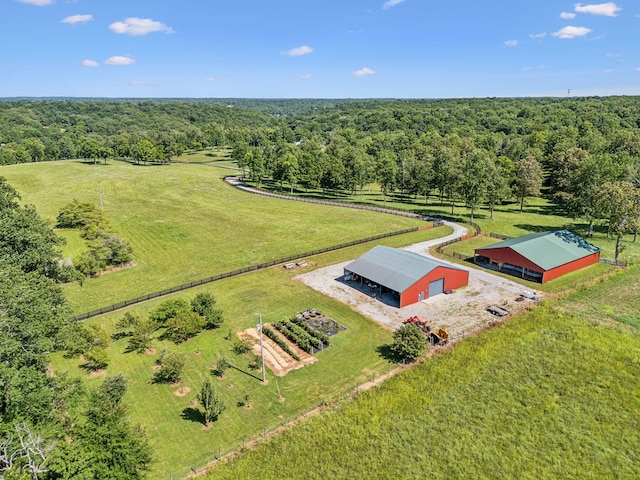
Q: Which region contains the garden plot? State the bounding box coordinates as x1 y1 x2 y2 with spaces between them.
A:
242 327 316 377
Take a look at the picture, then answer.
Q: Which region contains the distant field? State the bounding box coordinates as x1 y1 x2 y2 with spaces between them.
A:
250 179 640 265
1 160 423 313
204 302 640 480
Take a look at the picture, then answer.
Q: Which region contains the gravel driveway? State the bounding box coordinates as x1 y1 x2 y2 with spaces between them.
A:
295 220 536 341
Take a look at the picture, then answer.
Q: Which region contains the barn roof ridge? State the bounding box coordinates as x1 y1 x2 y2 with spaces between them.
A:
477 230 599 271
345 245 466 293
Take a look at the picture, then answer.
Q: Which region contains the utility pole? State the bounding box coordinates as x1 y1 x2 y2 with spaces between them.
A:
256 312 266 383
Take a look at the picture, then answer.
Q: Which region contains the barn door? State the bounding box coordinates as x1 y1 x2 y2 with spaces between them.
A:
418 290 425 301
428 278 445 298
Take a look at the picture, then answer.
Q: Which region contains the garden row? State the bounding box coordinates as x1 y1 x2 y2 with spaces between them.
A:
273 316 332 354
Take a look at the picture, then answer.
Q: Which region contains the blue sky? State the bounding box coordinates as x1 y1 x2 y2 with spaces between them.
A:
2 0 639 98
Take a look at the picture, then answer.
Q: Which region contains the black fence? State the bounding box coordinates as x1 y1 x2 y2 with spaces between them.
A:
70 226 422 322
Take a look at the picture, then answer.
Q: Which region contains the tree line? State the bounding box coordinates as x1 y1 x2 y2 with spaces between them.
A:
0 177 151 479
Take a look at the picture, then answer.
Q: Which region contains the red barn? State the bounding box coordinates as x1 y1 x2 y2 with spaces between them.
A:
344 245 469 308
474 230 600 283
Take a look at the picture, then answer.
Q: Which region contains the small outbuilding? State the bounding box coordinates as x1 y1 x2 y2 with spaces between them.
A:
474 230 600 283
344 245 469 308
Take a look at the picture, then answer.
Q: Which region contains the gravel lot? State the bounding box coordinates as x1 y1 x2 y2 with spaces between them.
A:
295 221 537 341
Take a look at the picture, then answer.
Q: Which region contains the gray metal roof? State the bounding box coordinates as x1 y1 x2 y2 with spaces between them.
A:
345 245 465 293
476 230 599 271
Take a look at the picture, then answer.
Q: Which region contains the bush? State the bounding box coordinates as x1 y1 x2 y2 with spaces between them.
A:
262 327 300 361
154 350 186 383
232 337 253 355
191 292 224 329
126 319 156 353
164 310 205 343
149 298 190 326
390 323 428 362
83 347 109 370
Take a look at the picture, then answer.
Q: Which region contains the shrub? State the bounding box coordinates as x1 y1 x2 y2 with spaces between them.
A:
232 337 253 355
191 292 224 329
154 350 186 383
149 298 190 326
83 347 109 371
164 310 205 343
390 323 428 362
262 326 300 361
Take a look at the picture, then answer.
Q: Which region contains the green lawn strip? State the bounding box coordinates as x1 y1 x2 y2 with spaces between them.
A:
204 307 640 480
0 161 423 313
441 234 501 258
50 262 397 479
174 148 233 164
558 264 640 329
56 228 88 260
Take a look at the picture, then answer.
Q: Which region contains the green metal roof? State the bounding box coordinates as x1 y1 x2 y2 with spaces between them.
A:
345 245 466 293
477 230 599 271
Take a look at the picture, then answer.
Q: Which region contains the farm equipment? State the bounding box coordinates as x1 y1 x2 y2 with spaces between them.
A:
403 316 431 334
429 328 449 346
404 317 449 346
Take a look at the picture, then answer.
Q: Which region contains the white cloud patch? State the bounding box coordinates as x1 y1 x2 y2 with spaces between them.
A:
15 0 53 5
574 2 621 16
105 56 135 66
504 40 518 47
297 74 312 80
383 0 406 9
529 32 547 39
62 14 93 24
81 59 99 67
521 66 532 71
281 45 314 57
109 17 174 36
203 76 217 82
552 26 592 39
128 81 155 87
560 12 577 19
352 67 375 77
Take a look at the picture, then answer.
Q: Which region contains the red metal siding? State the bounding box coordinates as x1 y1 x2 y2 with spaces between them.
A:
400 266 469 307
475 247 544 274
542 251 600 282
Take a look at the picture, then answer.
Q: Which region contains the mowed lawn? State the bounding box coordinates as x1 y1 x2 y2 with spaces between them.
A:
205 297 640 479
1 160 423 313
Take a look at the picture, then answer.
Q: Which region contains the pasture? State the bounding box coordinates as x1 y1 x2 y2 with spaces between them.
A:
204 302 640 480
49 227 448 479
0 160 424 314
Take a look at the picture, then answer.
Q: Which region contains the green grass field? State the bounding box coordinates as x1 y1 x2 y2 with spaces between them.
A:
205 298 640 480
1 160 423 314
251 179 640 266
50 228 449 479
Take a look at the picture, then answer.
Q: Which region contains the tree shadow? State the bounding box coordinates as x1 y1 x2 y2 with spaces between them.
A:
376 344 402 363
181 407 204 425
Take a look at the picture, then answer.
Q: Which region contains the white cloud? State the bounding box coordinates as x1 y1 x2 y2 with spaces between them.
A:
383 0 406 9
352 67 375 77
109 17 174 36
15 0 53 5
560 12 577 19
81 59 99 67
203 76 217 82
297 74 312 80
521 66 532 71
105 56 135 66
529 32 547 39
552 26 592 39
574 2 621 16
636 67 640 71
281 45 314 57
62 14 93 24
605 68 615 73
128 81 155 87
504 40 518 47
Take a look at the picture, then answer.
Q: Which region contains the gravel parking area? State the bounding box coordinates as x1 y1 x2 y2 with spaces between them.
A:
295 222 537 341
